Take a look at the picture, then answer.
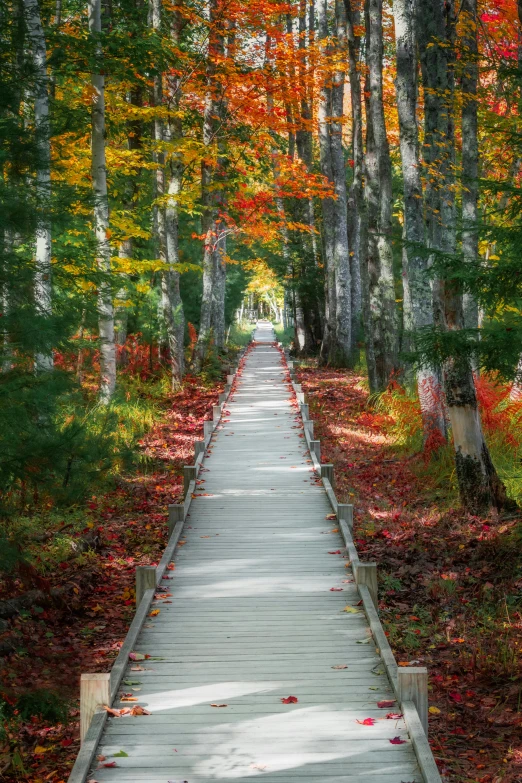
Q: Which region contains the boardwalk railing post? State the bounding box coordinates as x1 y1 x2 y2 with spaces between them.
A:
168 503 184 536
320 463 334 486
218 392 227 404
355 562 378 609
227 374 235 385
203 420 213 438
136 565 156 607
184 465 197 495
212 404 222 422
300 403 309 420
310 440 321 461
398 667 429 737
337 503 353 529
80 673 110 744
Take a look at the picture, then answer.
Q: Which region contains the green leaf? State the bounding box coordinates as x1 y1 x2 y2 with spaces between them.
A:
113 750 129 757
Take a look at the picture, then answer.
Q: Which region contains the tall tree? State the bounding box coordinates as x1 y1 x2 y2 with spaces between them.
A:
88 0 116 403
364 0 399 391
417 0 511 513
392 0 446 440
23 0 53 373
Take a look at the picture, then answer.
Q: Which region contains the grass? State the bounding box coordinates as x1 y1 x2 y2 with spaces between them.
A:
273 323 294 347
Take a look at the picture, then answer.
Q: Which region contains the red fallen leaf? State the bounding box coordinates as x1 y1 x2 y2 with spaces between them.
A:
103 706 123 717
449 691 462 702
356 718 376 725
386 712 403 720
330 587 343 591
61 738 74 747
377 700 396 708
328 550 342 555
130 705 151 715
210 703 228 707
100 762 118 768
281 696 298 704
389 737 406 745
325 514 336 520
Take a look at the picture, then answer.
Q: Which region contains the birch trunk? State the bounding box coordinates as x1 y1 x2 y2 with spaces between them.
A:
317 0 339 364
417 0 511 512
193 0 224 371
24 0 53 373
365 0 399 391
88 0 116 403
344 0 364 361
461 0 479 331
393 0 446 439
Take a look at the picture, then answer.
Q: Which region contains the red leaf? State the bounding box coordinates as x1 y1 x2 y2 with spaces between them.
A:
386 712 403 720
328 550 342 555
449 691 462 703
101 762 118 768
389 737 406 745
330 587 343 591
281 696 298 704
377 700 396 708
356 717 376 725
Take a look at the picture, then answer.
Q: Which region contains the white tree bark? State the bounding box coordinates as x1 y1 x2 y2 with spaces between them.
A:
365 0 399 391
24 0 53 373
393 0 446 439
88 0 116 403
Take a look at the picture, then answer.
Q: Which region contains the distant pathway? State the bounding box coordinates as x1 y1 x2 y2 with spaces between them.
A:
94 322 422 782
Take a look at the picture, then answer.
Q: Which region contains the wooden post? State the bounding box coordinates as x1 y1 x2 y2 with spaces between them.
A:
320 463 334 486
136 565 156 607
337 503 353 529
355 562 378 609
80 673 110 744
310 440 321 461
300 403 309 420
287 361 294 370
203 420 213 438
194 440 205 460
168 503 184 536
218 392 226 404
304 420 314 439
212 404 222 422
398 667 429 737
184 465 197 495
293 383 302 393
227 374 235 385
224 384 231 395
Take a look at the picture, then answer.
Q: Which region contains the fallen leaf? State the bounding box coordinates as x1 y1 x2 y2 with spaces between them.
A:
100 762 118 768
429 706 441 714
356 718 376 726
328 550 342 554
378 700 396 708
149 609 160 617
449 691 462 703
325 514 336 520
386 712 403 720
280 696 298 704
129 652 146 661
330 587 343 591
210 703 228 708
120 696 138 702
389 737 406 745
343 606 360 613
331 664 348 669
129 705 151 715
112 750 129 757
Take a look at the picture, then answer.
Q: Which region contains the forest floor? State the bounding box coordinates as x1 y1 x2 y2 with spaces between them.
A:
297 365 522 783
0 374 223 782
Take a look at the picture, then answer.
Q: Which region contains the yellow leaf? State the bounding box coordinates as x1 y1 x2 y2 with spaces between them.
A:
429 706 441 715
343 606 360 614
34 746 50 755
149 609 160 617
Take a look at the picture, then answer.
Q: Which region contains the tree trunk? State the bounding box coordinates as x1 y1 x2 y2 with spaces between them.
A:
344 0 364 362
461 0 479 330
193 0 224 372
393 0 446 439
88 0 116 403
417 0 511 512
24 0 53 373
365 0 399 391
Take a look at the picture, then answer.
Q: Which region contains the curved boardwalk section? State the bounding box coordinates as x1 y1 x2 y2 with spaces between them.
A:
93 324 423 782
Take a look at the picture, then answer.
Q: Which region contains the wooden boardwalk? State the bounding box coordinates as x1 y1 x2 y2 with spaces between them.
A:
91 324 425 783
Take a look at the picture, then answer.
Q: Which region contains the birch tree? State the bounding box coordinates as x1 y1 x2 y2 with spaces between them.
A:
24 0 53 373
417 0 511 513
88 0 116 403
392 0 446 440
317 0 352 367
364 0 399 391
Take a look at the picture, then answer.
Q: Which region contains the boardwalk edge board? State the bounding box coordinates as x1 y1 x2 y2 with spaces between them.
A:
67 347 248 783
286 350 442 783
